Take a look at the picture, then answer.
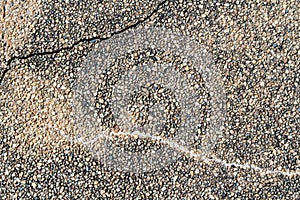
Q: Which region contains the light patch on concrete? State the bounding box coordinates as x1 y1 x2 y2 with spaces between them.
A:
0 0 41 60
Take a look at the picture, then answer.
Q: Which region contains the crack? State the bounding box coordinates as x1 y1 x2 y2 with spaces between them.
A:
0 0 167 85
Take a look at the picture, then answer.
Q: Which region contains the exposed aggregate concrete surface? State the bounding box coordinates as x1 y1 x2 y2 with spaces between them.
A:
1 0 300 199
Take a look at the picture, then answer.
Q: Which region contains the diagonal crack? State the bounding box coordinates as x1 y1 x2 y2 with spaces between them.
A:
0 0 168 85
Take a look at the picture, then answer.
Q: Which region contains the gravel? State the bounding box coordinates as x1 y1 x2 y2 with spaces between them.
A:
1 0 300 199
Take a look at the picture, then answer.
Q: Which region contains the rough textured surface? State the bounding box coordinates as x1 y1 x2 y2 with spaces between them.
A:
1 0 300 199
0 0 41 60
